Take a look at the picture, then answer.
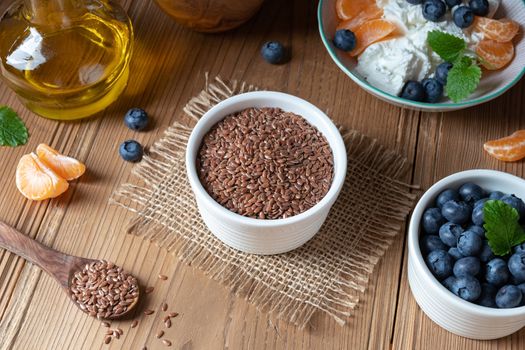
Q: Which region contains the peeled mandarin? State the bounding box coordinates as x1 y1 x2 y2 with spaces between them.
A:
336 0 371 20
36 143 86 181
349 19 397 57
474 17 519 43
484 130 525 162
16 152 69 201
336 4 383 32
476 39 515 70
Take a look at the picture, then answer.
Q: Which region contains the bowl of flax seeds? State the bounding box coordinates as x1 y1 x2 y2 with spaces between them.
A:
186 91 347 255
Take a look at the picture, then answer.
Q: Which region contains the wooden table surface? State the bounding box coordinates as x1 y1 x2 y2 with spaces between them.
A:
0 0 524 349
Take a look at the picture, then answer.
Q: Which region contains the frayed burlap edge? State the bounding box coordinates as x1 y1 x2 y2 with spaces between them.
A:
110 76 416 328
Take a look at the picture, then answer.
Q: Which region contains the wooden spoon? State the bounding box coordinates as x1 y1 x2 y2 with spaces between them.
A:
0 220 139 320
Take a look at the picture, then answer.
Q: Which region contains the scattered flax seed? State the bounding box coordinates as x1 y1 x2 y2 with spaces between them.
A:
168 312 179 318
165 318 172 328
162 339 172 347
116 328 123 335
104 336 112 344
105 330 113 336
101 321 110 328
161 302 168 312
144 309 155 315
158 274 168 281
145 286 154 294
156 330 164 339
142 347 147 350
113 331 120 339
163 315 170 322
131 320 138 328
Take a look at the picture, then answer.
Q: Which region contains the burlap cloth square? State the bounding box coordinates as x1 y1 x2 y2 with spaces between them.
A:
110 77 417 328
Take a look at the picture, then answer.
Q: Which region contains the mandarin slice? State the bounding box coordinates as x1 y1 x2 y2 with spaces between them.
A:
476 39 515 70
336 4 383 32
349 19 397 57
474 17 520 43
484 130 525 162
336 0 369 20
16 153 69 200
36 143 86 181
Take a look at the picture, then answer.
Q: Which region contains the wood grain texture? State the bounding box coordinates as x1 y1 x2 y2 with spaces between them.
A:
0 0 523 349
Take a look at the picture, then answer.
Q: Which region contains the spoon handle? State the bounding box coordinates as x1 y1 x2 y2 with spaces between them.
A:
0 221 71 287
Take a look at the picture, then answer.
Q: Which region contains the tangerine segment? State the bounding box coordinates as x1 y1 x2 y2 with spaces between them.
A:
484 130 525 162
16 153 69 201
474 17 519 43
476 39 515 70
349 19 397 57
36 144 86 181
336 0 369 20
336 4 383 32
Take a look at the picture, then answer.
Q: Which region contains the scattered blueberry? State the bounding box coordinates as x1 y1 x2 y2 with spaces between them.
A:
508 252 525 283
479 241 495 263
261 41 286 64
450 275 481 301
472 204 485 226
477 283 498 307
469 0 490 16
457 230 483 256
436 189 460 209
119 140 143 162
400 81 426 102
442 200 471 225
444 0 461 8
459 183 484 204
422 235 448 253
496 285 523 308
501 194 525 220
514 242 525 254
124 108 149 131
517 283 525 305
422 78 443 103
448 247 464 260
474 198 489 208
489 191 505 200
485 258 510 286
422 207 446 234
333 30 356 52
467 225 485 238
453 257 481 277
439 222 463 247
426 250 454 280
435 62 453 85
443 276 457 290
453 6 474 28
422 0 447 22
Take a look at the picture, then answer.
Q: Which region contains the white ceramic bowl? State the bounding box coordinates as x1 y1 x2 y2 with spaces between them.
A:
318 0 525 112
186 91 347 255
408 170 525 339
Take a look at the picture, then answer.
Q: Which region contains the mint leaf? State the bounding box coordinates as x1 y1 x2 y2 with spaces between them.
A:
484 200 525 256
0 106 28 147
445 56 482 103
427 30 466 62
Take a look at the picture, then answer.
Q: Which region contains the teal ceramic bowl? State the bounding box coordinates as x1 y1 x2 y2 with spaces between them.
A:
318 0 525 112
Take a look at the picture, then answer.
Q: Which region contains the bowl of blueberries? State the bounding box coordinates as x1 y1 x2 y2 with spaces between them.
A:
408 169 525 339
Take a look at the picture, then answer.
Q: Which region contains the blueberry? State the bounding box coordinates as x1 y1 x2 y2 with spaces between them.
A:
261 41 286 64
450 275 481 302
406 0 423 4
469 0 489 16
422 207 445 234
333 30 356 52
472 204 485 226
489 191 505 200
477 283 498 307
453 6 474 28
421 235 448 253
422 78 444 103
119 140 143 162
467 225 485 238
457 231 482 256
514 242 525 254
479 241 495 263
485 258 510 286
435 62 453 86
474 198 489 208
443 276 457 290
496 285 523 308
426 250 454 280
400 81 425 102
508 252 525 283
422 0 447 22
444 0 461 8
439 222 463 247
501 194 525 221
124 108 149 131
459 183 484 204
442 200 471 225
453 257 481 277
448 247 464 260
517 283 525 305
436 189 460 209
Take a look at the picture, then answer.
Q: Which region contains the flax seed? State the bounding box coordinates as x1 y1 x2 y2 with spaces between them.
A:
165 318 172 328
156 330 164 338
131 320 138 328
168 312 179 318
162 339 172 347
161 302 168 312
104 336 112 344
145 286 154 294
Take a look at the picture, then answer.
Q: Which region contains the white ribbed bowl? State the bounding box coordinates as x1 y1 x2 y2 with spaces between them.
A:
318 0 525 112
186 91 347 255
408 170 525 339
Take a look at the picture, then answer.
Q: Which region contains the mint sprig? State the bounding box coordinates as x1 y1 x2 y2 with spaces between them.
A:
483 200 525 256
0 106 28 147
427 30 482 103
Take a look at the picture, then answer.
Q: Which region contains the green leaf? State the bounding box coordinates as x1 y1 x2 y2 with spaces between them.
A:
427 30 466 63
0 106 28 147
445 56 482 103
483 200 525 256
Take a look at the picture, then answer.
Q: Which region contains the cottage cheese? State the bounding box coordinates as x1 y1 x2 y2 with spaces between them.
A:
355 0 498 96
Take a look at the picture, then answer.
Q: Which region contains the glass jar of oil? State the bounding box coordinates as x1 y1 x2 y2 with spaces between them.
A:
0 0 133 120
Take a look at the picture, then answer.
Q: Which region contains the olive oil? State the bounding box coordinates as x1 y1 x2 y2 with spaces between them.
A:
0 0 133 120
